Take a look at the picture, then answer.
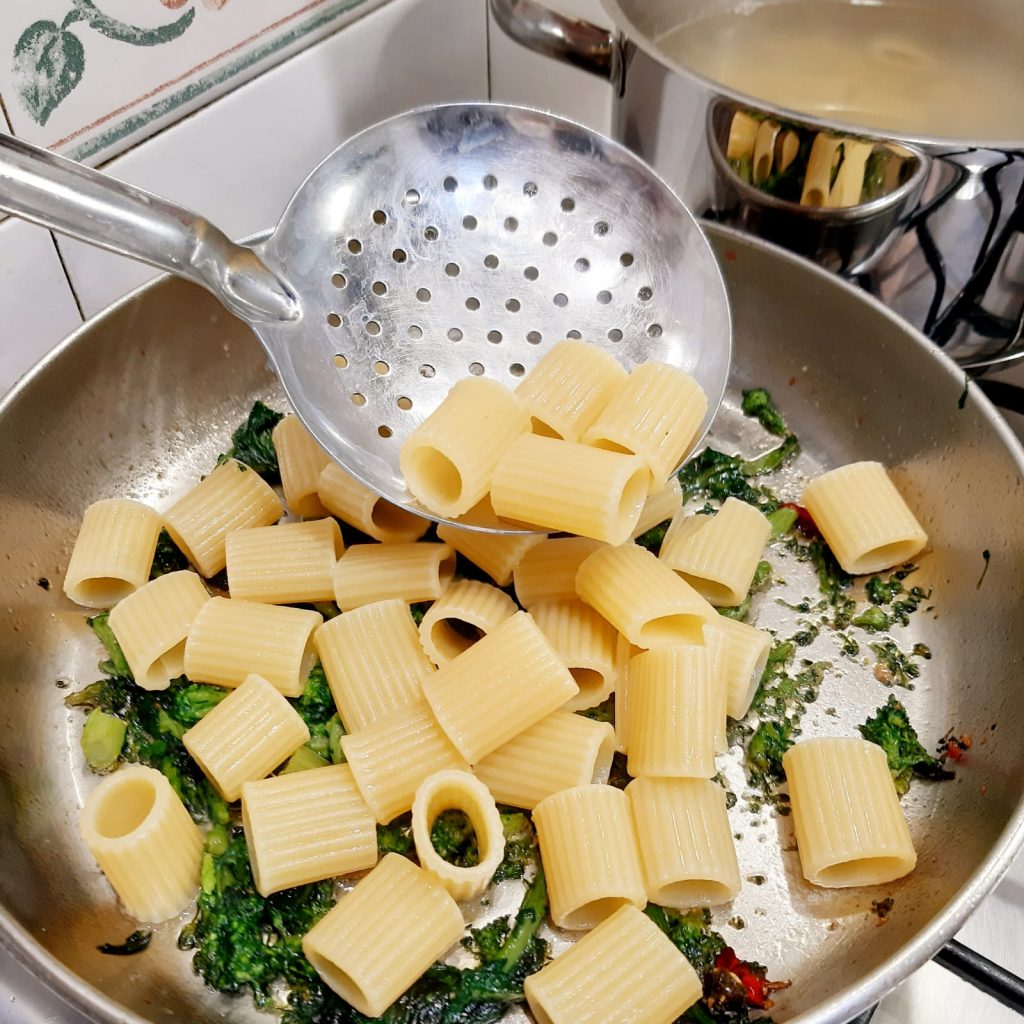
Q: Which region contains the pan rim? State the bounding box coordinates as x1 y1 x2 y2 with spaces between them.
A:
1 223 1022 1024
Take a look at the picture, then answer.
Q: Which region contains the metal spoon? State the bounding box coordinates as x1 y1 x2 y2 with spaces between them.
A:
0 103 731 532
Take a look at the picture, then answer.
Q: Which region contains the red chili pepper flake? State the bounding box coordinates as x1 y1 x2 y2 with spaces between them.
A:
788 376 797 385
724 250 737 262
780 501 819 538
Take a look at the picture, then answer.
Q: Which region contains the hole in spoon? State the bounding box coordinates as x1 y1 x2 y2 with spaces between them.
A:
372 281 387 296
348 239 362 254
365 321 381 336
333 354 348 368
351 392 366 406
397 397 413 410
443 176 458 193
378 425 393 438
331 273 347 289
372 210 387 225
469 362 484 375
327 313 342 327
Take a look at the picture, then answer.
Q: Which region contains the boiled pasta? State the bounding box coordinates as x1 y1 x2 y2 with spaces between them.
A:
627 777 740 907
162 459 283 577
515 339 628 441
411 769 505 900
533 784 645 930
631 477 683 541
436 496 546 586
315 598 434 732
659 497 771 606
225 518 342 604
490 434 648 544
581 361 707 486
783 737 917 887
627 646 717 778
79 764 203 922
512 536 604 609
421 611 578 763
400 377 530 518
703 615 773 719
302 853 464 1018
333 542 454 611
241 763 377 896
417 579 518 667
575 542 715 648
108 569 209 691
341 699 468 824
524 904 702 1024
801 133 844 207
183 597 322 697
801 461 928 574
64 498 162 607
273 415 330 518
182 673 309 801
530 599 618 711
318 462 428 543
473 710 615 810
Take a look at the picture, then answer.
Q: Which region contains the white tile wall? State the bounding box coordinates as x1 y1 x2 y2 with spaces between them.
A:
487 0 612 134
56 0 489 317
0 218 81 396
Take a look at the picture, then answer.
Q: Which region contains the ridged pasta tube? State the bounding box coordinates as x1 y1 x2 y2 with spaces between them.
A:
801 461 928 574
400 378 530 518
659 498 771 606
79 764 203 922
333 542 455 611
626 646 717 778
341 699 469 824
524 904 702 1024
473 711 615 810
315 598 435 732
627 777 740 907
533 784 646 930
162 459 283 577
631 477 683 541
581 362 707 486
273 415 329 517
531 599 618 712
513 537 604 609
302 853 464 1018
783 737 917 887
411 770 505 900
183 674 310 801
108 570 210 691
422 611 578 764
63 498 162 607
318 462 428 544
703 616 772 720
183 597 322 697
514 339 627 441
436 497 546 587
575 543 715 649
801 133 844 207
242 764 377 896
490 434 649 545
417 579 518 667
226 518 343 604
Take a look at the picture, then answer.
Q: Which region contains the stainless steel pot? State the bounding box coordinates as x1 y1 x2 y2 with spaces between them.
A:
491 0 1024 371
0 224 1023 1024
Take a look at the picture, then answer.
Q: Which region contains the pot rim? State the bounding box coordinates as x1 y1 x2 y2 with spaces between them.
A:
601 0 1024 153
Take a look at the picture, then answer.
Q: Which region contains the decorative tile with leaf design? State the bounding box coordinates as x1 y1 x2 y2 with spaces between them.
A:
0 0 386 164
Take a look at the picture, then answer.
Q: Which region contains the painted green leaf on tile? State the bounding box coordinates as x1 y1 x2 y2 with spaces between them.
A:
70 0 196 48
13 21 85 126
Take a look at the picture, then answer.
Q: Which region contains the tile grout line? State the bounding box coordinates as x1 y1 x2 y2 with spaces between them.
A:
48 235 86 321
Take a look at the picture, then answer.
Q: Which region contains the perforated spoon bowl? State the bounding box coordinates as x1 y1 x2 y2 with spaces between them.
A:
0 103 730 532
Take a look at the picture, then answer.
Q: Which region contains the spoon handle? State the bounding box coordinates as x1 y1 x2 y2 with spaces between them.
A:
0 132 297 324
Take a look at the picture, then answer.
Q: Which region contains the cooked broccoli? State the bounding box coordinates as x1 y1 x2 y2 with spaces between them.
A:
376 814 415 856
86 611 132 679
635 519 671 553
410 603 429 626
678 436 798 510
870 640 924 689
577 695 614 726
431 810 480 867
741 433 800 477
866 575 902 605
766 505 798 538
219 401 285 481
81 709 127 771
645 906 724 976
150 529 190 578
280 745 330 774
718 560 772 622
741 388 789 437
745 719 795 788
179 829 333 1006
491 811 538 883
851 606 890 632
296 665 345 764
786 535 854 628
97 930 152 956
859 695 954 796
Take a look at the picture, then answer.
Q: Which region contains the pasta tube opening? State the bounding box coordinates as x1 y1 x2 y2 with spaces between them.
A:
77 577 134 606
93 774 158 838
816 856 912 888
639 613 706 646
302 956 367 1012
372 500 424 537
404 447 464 512
569 667 606 704
567 896 632 930
429 618 481 661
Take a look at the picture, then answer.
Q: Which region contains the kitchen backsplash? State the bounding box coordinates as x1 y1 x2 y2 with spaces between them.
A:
0 0 387 164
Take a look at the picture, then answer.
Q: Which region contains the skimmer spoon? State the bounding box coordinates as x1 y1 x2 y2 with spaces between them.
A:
0 103 731 532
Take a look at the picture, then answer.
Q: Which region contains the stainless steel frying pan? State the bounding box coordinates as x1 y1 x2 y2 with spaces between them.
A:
0 225 1022 1024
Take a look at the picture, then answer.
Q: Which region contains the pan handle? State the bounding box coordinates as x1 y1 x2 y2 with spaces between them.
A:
934 940 1024 1013
488 0 616 79
0 132 298 324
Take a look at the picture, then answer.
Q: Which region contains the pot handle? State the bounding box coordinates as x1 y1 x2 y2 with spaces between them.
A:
934 939 1024 1012
0 132 298 324
489 0 615 79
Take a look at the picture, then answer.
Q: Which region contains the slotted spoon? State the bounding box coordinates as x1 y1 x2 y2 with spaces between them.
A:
0 103 730 532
